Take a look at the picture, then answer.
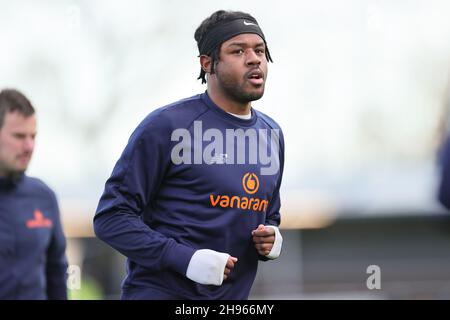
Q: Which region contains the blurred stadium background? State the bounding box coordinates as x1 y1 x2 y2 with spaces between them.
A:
1 0 450 299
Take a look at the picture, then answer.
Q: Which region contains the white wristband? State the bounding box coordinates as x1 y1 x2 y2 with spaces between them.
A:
186 249 229 286
264 225 283 259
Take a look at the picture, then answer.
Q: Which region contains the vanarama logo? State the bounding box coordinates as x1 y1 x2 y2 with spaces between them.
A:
242 173 259 194
209 173 269 212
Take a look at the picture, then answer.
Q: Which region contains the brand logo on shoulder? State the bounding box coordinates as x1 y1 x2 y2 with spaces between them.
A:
209 173 268 212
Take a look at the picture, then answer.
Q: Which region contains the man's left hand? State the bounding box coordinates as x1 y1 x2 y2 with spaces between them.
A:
251 224 276 256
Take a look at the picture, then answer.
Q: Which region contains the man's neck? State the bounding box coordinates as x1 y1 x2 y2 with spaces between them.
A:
206 87 251 116
0 170 23 180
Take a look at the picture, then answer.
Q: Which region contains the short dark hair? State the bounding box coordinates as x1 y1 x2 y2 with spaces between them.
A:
194 10 273 84
0 89 35 129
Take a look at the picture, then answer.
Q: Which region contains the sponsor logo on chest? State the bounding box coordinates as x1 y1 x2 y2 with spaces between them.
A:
209 173 269 212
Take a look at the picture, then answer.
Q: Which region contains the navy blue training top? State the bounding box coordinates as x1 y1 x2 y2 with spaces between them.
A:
94 92 284 299
0 175 68 299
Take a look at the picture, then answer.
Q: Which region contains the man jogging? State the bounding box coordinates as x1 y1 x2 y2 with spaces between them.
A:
94 10 284 299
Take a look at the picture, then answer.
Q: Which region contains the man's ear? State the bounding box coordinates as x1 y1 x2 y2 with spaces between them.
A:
200 55 212 74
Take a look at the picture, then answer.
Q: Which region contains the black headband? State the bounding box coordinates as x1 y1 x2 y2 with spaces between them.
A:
198 18 267 55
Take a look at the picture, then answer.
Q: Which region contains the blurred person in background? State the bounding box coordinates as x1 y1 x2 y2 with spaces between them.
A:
438 137 450 210
437 78 450 210
94 10 284 299
0 89 68 300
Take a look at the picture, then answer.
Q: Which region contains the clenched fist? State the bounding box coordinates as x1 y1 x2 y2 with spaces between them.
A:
251 224 276 256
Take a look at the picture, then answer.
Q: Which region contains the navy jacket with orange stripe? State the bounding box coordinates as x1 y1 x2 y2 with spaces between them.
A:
94 92 284 299
0 175 68 299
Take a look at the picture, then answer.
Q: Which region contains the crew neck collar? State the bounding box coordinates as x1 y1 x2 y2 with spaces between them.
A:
201 91 258 127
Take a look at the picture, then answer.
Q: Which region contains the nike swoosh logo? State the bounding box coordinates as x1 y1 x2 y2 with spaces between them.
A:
243 21 257 26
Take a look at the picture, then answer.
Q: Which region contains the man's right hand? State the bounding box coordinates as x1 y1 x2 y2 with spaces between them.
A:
186 249 238 286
